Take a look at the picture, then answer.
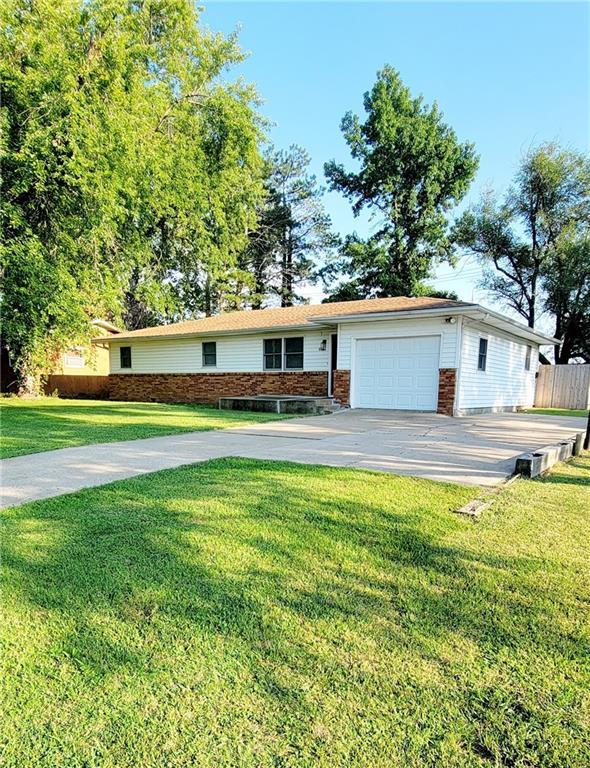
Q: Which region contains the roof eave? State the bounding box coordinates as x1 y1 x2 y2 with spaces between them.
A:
463 308 561 345
311 304 560 345
92 320 337 344
91 319 121 333
308 304 478 325
92 303 560 347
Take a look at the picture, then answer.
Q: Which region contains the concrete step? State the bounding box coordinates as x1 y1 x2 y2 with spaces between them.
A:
219 396 343 415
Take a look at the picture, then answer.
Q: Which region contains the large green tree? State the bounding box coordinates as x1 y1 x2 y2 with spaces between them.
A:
454 143 590 361
0 0 264 391
323 66 478 299
543 234 590 363
238 145 338 308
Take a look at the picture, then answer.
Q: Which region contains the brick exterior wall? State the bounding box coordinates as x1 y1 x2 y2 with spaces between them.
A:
109 371 328 405
437 368 457 416
332 369 351 406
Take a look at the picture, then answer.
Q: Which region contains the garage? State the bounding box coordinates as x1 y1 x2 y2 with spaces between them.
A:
353 336 440 410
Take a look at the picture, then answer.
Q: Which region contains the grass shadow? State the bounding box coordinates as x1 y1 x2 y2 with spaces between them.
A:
2 457 589 766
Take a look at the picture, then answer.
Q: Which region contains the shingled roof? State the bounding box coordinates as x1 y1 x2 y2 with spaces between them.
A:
95 296 475 342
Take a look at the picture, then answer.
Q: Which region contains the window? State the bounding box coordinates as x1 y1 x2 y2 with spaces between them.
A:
284 337 304 369
525 345 532 371
264 339 283 370
263 337 305 370
64 351 84 368
120 346 132 369
202 341 217 367
477 338 488 371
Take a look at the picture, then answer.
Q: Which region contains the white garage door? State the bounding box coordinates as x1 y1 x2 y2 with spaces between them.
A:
353 336 440 410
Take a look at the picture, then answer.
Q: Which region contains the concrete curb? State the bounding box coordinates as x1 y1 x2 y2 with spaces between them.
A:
515 431 585 479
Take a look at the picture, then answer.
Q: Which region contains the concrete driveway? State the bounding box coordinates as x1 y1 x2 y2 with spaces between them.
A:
1 410 585 508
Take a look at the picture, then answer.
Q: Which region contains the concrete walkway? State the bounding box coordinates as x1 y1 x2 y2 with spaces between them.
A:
1 410 585 508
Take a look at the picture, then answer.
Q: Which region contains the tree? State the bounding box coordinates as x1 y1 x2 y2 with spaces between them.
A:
454 144 590 331
544 234 590 363
323 66 478 298
0 0 264 391
239 145 338 308
122 266 177 331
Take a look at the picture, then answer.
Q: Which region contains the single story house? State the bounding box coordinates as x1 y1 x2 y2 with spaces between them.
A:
44 319 120 398
2 319 120 395
53 319 120 377
94 297 559 416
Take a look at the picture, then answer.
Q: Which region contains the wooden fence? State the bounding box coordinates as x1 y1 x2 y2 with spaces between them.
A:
44 375 110 399
534 364 590 410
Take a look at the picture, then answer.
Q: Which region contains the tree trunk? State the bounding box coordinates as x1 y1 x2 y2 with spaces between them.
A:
555 330 574 364
252 257 266 309
527 291 535 329
204 276 212 317
281 228 294 307
15 359 41 398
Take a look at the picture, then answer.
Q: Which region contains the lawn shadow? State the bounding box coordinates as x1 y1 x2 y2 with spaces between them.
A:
0 400 286 458
537 457 590 486
3 457 589 763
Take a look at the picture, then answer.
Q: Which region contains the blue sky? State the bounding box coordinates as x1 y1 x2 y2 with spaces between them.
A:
203 1 589 320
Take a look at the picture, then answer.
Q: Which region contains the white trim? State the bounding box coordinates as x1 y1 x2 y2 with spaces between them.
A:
477 334 489 372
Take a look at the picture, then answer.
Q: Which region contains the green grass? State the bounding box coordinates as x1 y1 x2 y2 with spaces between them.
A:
0 397 290 459
2 457 589 767
524 407 588 418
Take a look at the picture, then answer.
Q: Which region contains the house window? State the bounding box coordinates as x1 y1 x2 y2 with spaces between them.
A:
120 346 132 369
477 338 488 371
64 351 84 368
284 337 304 369
525 345 532 371
263 337 305 370
202 341 217 367
264 339 283 370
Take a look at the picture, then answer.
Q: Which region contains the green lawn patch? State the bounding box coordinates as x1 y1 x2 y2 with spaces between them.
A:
524 406 588 418
2 456 589 767
0 397 290 459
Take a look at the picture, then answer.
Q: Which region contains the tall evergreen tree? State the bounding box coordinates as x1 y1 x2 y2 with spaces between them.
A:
239 145 338 308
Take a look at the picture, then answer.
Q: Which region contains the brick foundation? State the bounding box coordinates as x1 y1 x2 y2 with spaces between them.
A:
437 368 457 416
332 369 351 406
109 371 329 405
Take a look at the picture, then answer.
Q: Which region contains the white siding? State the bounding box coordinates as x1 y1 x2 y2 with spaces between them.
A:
109 329 330 374
457 323 538 412
337 316 459 371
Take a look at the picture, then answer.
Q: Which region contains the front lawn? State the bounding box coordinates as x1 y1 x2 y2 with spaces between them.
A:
2 456 589 767
0 397 290 459
524 406 588 418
